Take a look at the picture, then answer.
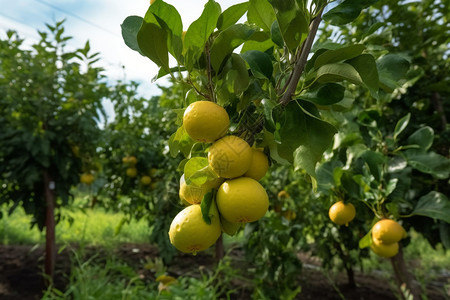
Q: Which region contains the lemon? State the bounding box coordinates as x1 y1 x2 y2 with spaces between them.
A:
208 135 252 178
244 148 269 181
216 177 269 223
80 173 94 185
372 219 405 244
122 156 137 165
126 167 137 178
328 201 356 226
183 101 229 143
169 203 221 254
179 174 223 205
150 168 158 177
370 239 399 258
282 210 297 221
220 216 241 236
140 176 152 185
71 145 80 157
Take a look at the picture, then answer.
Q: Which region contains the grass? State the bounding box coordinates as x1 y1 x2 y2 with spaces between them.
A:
0 200 150 246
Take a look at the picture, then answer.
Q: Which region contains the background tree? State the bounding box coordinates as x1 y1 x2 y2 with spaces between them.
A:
0 21 126 280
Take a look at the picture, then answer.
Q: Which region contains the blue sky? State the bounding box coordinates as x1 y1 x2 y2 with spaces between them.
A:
0 0 243 98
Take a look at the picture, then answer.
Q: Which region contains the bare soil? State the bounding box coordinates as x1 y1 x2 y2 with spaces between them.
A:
0 244 447 300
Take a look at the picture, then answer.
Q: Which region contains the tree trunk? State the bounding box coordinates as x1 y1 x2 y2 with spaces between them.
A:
43 170 56 284
215 234 224 261
335 242 356 288
390 245 421 300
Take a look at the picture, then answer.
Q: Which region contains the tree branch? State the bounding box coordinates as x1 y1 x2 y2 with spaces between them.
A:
279 8 324 106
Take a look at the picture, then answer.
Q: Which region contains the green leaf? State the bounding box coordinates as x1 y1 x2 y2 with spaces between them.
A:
298 83 345 105
404 149 450 179
406 126 434 151
270 20 284 48
411 192 450 223
241 31 275 53
137 14 169 71
346 54 379 99
217 2 249 30
323 0 379 25
147 0 183 60
305 49 327 73
385 178 398 197
184 0 221 69
238 79 264 112
222 53 250 95
278 101 337 180
184 157 218 187
361 150 386 182
210 24 256 72
377 54 410 92
200 192 213 224
261 98 279 130
168 126 195 158
240 50 273 79
261 129 290 165
359 230 372 249
273 5 309 50
184 157 209 180
316 160 344 193
313 44 365 70
121 16 144 55
114 216 127 236
361 22 385 40
247 0 276 32
152 66 187 82
315 63 364 86
393 113 410 140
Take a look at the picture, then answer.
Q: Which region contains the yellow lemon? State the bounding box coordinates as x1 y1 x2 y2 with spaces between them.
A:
140 176 152 185
71 145 80 157
244 148 269 181
179 174 223 205
126 167 137 178
208 135 252 178
216 177 269 223
370 239 399 258
150 168 158 177
328 201 356 226
183 101 229 143
122 156 137 165
282 210 297 221
372 219 405 244
220 216 241 236
80 173 94 185
168 204 221 254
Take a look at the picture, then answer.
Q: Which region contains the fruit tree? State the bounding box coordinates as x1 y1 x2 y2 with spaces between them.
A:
120 0 449 297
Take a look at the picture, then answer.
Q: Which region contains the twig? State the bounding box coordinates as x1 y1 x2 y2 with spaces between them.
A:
205 39 216 103
279 8 324 106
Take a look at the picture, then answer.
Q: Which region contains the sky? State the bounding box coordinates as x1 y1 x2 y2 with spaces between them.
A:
0 0 244 98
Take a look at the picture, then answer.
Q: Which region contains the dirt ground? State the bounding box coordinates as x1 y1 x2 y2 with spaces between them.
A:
0 244 447 300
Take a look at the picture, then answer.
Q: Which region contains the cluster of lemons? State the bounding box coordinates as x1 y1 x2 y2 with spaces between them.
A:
329 201 405 258
122 156 157 187
169 101 270 254
370 219 405 258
